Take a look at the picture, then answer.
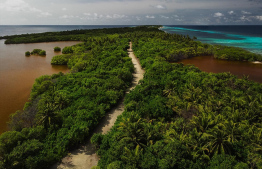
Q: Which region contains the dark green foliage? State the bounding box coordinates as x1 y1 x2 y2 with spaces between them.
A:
54 46 61 51
208 154 248 169
25 51 30 56
62 46 73 54
214 45 262 61
0 27 142 168
30 49 46 56
91 133 103 149
39 50 46 56
51 54 71 65
1 26 161 44
93 30 262 169
30 49 42 55
1 26 262 169
8 139 43 169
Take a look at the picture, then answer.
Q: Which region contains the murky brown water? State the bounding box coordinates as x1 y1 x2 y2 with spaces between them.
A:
0 40 80 134
178 56 262 83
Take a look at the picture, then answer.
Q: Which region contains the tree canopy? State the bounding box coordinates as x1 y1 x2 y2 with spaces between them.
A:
0 26 261 169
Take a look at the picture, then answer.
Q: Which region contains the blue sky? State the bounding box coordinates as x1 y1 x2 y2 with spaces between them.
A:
0 0 262 25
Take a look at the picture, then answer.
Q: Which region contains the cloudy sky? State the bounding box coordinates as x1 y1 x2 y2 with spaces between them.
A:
0 0 262 25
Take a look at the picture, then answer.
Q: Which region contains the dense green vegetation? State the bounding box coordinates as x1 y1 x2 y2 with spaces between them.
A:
29 49 46 56
214 45 262 61
39 50 46 56
0 26 159 44
92 32 262 169
25 51 30 56
62 46 73 54
1 26 261 169
2 26 261 62
54 46 61 52
51 54 72 65
0 27 143 169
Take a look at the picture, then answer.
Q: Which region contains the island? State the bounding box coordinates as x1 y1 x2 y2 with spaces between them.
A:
0 26 261 169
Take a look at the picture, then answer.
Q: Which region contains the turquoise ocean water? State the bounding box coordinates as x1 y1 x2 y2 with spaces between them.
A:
162 25 262 54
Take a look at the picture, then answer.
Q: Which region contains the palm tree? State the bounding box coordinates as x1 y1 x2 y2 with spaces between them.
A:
36 93 60 129
191 112 215 133
118 116 146 147
121 145 143 167
37 102 58 129
203 124 233 156
224 120 239 143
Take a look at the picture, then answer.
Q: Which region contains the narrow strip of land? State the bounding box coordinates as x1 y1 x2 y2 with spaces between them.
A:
52 42 144 169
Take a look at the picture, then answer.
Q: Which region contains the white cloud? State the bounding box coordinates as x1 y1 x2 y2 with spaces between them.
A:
240 16 245 20
228 11 234 15
0 0 52 17
214 12 224 17
0 0 261 25
81 12 106 20
255 16 262 20
112 14 126 19
152 4 167 10
106 15 112 18
105 14 127 19
242 10 251 14
175 18 183 21
39 12 52 17
146 15 155 19
240 15 252 21
0 0 28 12
161 15 169 19
60 15 74 19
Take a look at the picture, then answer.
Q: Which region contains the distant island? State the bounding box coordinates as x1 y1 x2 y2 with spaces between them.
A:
0 26 261 169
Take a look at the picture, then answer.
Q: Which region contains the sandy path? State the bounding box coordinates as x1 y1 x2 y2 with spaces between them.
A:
52 42 144 169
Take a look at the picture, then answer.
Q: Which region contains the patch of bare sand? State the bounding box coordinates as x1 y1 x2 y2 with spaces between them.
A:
51 42 144 169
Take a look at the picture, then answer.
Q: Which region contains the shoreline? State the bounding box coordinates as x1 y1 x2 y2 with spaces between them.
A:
0 40 81 134
252 61 262 64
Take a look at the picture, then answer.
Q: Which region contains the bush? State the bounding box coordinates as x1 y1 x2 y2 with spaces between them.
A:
30 49 46 56
62 46 73 54
39 50 46 56
31 49 42 55
54 47 61 52
25 51 30 56
51 54 71 65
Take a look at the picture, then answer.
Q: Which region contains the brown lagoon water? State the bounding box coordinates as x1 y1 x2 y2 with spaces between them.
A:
178 56 262 83
0 40 80 133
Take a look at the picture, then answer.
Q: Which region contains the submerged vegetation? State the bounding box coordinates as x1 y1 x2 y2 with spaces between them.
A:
25 49 46 56
0 26 261 169
25 51 30 56
54 46 61 52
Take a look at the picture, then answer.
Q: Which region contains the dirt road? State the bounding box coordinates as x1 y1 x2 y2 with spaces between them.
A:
52 42 144 169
